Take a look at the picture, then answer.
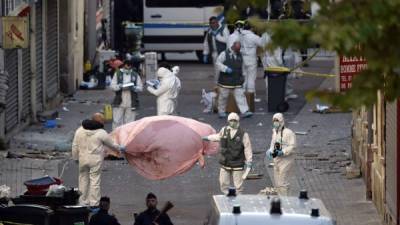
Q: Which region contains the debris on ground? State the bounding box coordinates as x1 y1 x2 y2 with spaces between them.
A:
5 149 68 160
0 185 11 199
245 173 263 180
259 187 278 195
346 163 361 179
313 104 350 114
295 131 308 135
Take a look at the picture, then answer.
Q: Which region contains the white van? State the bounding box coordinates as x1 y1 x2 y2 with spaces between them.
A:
204 192 335 225
142 0 224 58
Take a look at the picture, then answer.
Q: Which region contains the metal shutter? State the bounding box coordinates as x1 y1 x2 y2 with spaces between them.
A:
46 0 59 99
385 101 397 219
4 50 19 133
35 0 44 111
22 47 31 120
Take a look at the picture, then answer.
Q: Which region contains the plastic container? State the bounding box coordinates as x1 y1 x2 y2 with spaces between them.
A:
265 67 290 112
12 189 80 209
44 120 57 128
0 204 54 225
24 176 63 195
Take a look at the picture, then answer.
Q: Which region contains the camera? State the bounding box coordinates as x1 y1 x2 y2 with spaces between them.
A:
272 142 281 158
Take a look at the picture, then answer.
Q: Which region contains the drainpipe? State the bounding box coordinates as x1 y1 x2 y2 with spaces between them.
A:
30 1 37 122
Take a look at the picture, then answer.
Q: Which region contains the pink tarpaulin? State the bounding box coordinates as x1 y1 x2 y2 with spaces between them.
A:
110 116 219 180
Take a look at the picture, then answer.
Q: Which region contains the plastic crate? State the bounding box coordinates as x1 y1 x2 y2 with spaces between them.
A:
24 176 63 195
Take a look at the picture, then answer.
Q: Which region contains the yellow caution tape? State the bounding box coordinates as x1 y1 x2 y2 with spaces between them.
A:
294 70 336 78
265 66 290 73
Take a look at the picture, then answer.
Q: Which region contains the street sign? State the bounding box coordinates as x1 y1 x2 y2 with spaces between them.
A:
1 16 29 49
338 55 367 91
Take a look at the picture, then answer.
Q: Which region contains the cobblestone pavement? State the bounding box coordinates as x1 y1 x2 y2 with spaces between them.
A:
2 59 381 225
269 79 382 225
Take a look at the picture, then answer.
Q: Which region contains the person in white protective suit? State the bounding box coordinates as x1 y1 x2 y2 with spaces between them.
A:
202 112 253 194
261 32 283 101
72 113 125 207
110 60 143 129
283 48 303 99
266 113 296 195
215 41 252 118
239 21 263 102
203 16 230 83
227 20 244 52
147 65 181 115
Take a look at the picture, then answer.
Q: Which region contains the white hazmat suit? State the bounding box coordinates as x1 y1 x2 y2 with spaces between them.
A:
72 120 121 206
110 68 143 129
261 32 283 101
147 67 181 115
205 113 253 194
283 48 302 98
240 29 263 93
267 113 296 195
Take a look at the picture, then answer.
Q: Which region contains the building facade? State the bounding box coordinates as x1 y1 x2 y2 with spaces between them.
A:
0 0 83 142
352 93 400 225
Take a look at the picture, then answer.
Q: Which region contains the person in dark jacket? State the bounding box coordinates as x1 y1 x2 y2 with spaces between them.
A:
203 16 229 83
134 193 173 225
215 41 252 118
110 60 143 129
89 196 121 225
202 112 253 194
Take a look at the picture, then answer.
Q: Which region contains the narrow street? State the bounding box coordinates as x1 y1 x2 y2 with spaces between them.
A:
53 58 379 225
0 0 398 224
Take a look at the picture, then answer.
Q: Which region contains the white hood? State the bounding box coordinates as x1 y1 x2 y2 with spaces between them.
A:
273 113 285 127
157 67 173 80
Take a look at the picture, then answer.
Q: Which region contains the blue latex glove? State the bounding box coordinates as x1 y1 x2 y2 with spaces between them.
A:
266 150 273 160
203 55 208 64
276 149 284 157
245 162 253 170
119 145 126 153
226 67 233 74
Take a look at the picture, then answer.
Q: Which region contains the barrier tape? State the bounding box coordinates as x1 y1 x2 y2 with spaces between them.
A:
290 48 320 72
294 70 336 78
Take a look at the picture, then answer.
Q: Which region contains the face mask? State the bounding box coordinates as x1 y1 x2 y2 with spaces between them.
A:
228 121 239 129
272 121 280 128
